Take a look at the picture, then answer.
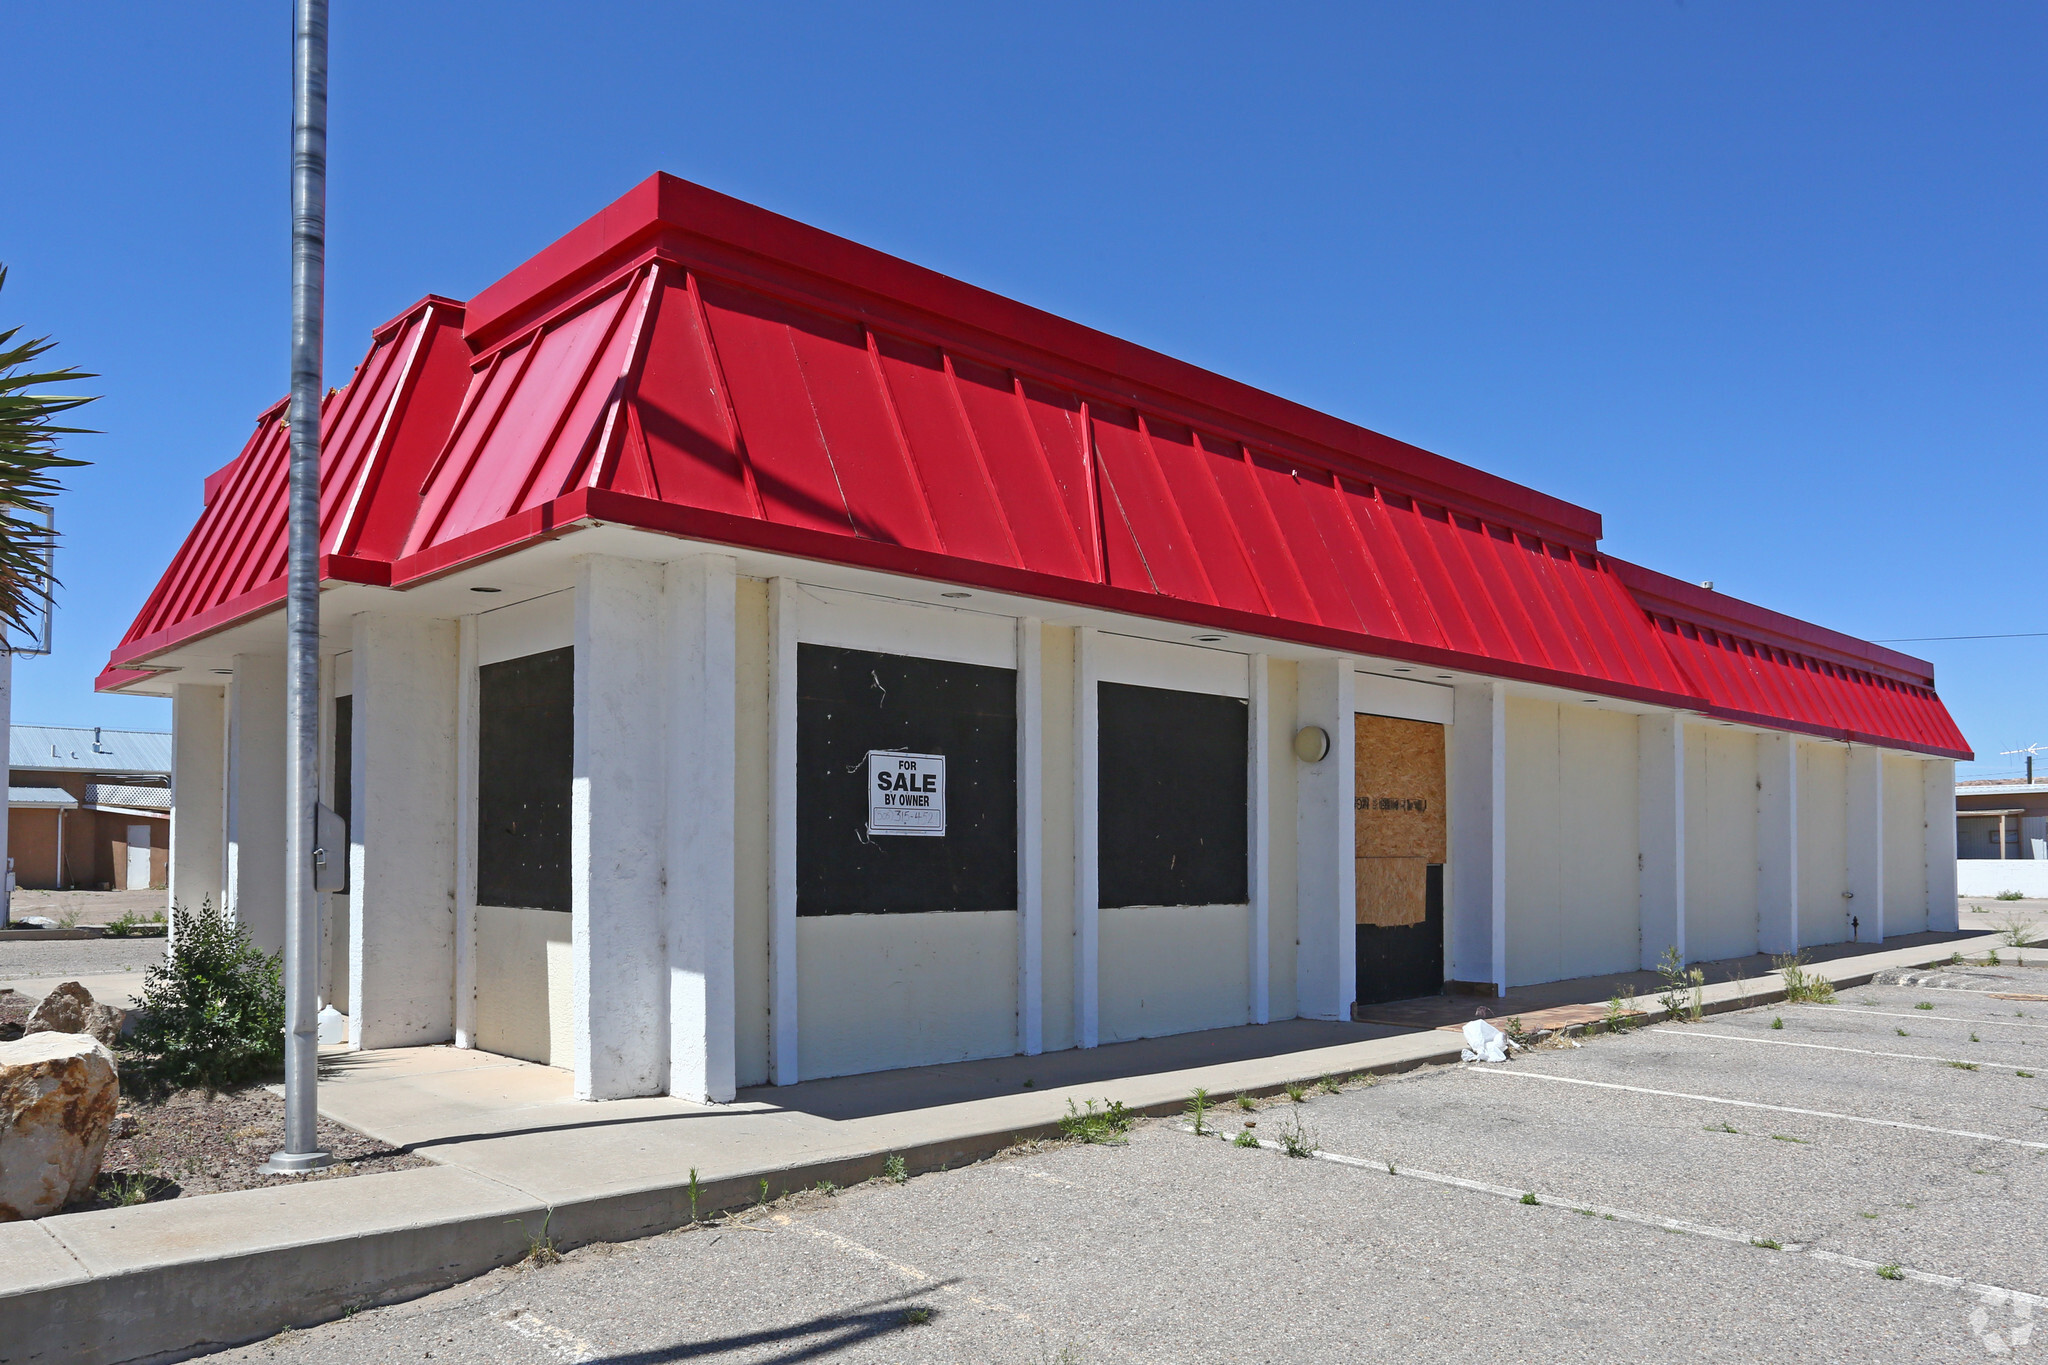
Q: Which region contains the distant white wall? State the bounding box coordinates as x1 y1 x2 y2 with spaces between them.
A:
474 904 572 1067
1797 741 1851 947
1099 903 1251 1042
1505 699 1639 986
796 911 1017 1079
169 683 227 920
1958 860 2048 898
1883 754 1928 934
1685 725 1759 963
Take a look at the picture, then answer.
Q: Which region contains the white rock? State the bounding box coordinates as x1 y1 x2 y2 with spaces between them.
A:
0 1032 120 1221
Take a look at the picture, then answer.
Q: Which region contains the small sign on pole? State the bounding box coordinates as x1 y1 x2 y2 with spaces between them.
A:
867 751 945 837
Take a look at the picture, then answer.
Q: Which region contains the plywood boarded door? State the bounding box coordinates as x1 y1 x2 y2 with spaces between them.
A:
1355 713 1446 1005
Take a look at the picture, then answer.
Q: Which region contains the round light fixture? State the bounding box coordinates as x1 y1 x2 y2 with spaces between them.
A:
469 586 502 594
1293 725 1331 763
212 669 233 676
1195 635 1225 643
1393 667 1413 673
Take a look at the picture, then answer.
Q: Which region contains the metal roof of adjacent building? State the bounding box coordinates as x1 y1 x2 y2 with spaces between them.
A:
9 726 172 775
7 786 78 808
96 173 1971 760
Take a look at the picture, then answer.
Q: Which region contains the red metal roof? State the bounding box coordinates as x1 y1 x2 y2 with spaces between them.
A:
101 175 1970 760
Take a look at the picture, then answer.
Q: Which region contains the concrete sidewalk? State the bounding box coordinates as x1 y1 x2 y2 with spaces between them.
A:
0 925 2021 1365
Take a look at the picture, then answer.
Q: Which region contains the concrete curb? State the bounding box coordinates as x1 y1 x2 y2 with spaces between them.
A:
0 927 108 942
0 931 2010 1365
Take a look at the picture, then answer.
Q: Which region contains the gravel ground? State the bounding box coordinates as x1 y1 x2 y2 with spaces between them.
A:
0 934 169 983
200 984 2048 1364
5 887 168 924
71 1085 431 1212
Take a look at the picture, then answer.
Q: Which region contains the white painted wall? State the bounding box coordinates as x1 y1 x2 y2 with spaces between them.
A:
1845 745 1885 943
169 683 227 920
1505 699 1639 986
1925 760 1959 930
1638 714 1685 969
1755 731 1799 956
1039 624 1078 1053
1797 741 1851 947
1958 860 2048 897
733 577 772 1088
225 655 286 953
1448 682 1506 993
1294 657 1355 1018
1685 725 1759 964
1883 753 1928 935
795 911 1017 1079
474 904 572 1066
1100 903 1250 1041
1264 658 1300 1022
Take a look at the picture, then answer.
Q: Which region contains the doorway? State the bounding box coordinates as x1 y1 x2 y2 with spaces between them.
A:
125 824 152 891
1354 712 1446 1005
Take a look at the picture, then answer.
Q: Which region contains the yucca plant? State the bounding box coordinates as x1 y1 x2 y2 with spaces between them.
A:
0 265 94 636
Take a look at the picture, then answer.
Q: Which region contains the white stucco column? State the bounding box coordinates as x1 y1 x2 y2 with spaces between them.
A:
170 682 228 923
1247 654 1272 1025
1846 744 1885 943
1638 713 1686 969
1016 617 1045 1055
1755 730 1800 955
766 576 800 1082
1924 758 1958 931
666 555 738 1103
574 556 672 1099
452 616 480 1048
1072 626 1100 1047
1294 656 1355 1021
1448 680 1506 995
347 613 459 1050
225 654 287 953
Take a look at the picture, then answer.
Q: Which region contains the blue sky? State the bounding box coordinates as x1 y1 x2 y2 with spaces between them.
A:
2 3 2040 776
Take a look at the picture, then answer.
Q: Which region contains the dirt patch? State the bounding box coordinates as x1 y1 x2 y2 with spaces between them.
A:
0 988 30 1041
71 1085 433 1212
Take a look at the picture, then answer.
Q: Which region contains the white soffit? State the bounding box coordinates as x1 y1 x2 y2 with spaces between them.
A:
477 589 574 667
1353 670 1453 726
1096 633 1249 699
792 581 1017 670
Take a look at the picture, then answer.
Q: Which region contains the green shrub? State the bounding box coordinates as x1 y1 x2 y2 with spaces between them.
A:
123 902 284 1091
1774 952 1836 1004
1059 1098 1135 1145
1996 890 2024 901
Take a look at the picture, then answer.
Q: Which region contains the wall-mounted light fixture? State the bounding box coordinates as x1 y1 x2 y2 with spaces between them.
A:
1293 725 1331 763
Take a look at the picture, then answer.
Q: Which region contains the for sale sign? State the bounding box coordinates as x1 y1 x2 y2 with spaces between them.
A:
867 751 946 837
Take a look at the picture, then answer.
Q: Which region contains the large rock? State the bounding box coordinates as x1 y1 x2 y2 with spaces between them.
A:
25 981 93 1035
0 1032 120 1220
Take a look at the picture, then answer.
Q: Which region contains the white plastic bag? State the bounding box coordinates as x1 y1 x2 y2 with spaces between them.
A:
1460 1018 1517 1063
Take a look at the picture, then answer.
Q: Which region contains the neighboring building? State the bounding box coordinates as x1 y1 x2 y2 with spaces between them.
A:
7 725 172 891
1955 778 2048 897
97 175 1969 1105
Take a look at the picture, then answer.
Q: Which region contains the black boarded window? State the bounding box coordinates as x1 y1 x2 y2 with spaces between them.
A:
797 643 1017 915
331 693 353 894
1098 681 1248 908
477 646 574 912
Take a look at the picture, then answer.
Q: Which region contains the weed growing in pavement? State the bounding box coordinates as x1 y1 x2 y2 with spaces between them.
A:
1233 1129 1261 1149
1729 966 1754 1005
1706 1122 1739 1134
1284 1081 1308 1103
1770 1017 1784 1029
1751 1237 1783 1250
1775 952 1836 1004
688 1168 701 1221
1277 1114 1317 1158
1858 1212 1879 1220
1770 1134 1809 1144
1877 1263 1905 1280
1897 1027 1909 1036
902 1307 932 1325
97 1166 167 1208
1997 890 2025 901
1502 1016 1531 1046
883 1154 908 1184
814 1181 840 1196
1185 1087 1212 1136
1972 1032 1981 1043
1948 1062 1980 1071
1998 917 2039 949
1235 1093 1258 1112
1520 1192 1539 1206
1656 947 1705 1021
1317 1074 1343 1095
1951 952 1966 965
757 1178 770 1206
2018 1071 2035 1079
1916 1002 1934 1010
1059 1098 1135 1145
511 1211 561 1268
1349 1072 1380 1088
1386 1160 1396 1175
1985 950 2003 967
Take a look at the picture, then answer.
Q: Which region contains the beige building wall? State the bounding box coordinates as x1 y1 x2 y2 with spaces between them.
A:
473 904 573 1065
1265 659 1300 1021
1685 725 1760 964
1883 753 1929 934
1505 698 1639 986
1797 741 1851 946
1038 623 1078 1053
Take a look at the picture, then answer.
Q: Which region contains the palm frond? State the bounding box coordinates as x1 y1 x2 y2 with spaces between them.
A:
0 264 95 638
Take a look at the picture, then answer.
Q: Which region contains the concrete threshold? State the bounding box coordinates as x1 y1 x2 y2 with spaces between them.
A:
0 928 2010 1365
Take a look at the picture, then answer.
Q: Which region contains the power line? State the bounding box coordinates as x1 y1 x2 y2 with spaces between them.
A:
1872 631 2048 644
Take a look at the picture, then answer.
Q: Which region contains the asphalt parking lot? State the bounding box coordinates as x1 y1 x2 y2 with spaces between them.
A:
209 963 2048 1363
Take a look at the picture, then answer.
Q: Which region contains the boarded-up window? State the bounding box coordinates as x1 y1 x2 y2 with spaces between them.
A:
331 693 353 894
1354 713 1446 927
1098 682 1248 908
797 643 1017 915
477 646 574 912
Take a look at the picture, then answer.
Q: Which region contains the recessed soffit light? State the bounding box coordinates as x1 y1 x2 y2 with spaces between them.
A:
469 586 502 594
1195 635 1225 643
940 591 971 598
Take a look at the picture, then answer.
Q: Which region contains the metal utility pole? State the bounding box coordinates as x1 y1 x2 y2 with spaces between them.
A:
264 0 332 1175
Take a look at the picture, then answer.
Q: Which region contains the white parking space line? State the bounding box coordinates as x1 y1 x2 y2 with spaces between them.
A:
1465 1067 2048 1150
1808 1004 2048 1031
500 1308 600 1363
766 1213 1038 1327
1178 1126 2048 1310
1650 1027 2039 1074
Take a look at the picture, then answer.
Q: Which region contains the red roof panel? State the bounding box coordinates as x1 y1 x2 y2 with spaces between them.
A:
101 175 1969 759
